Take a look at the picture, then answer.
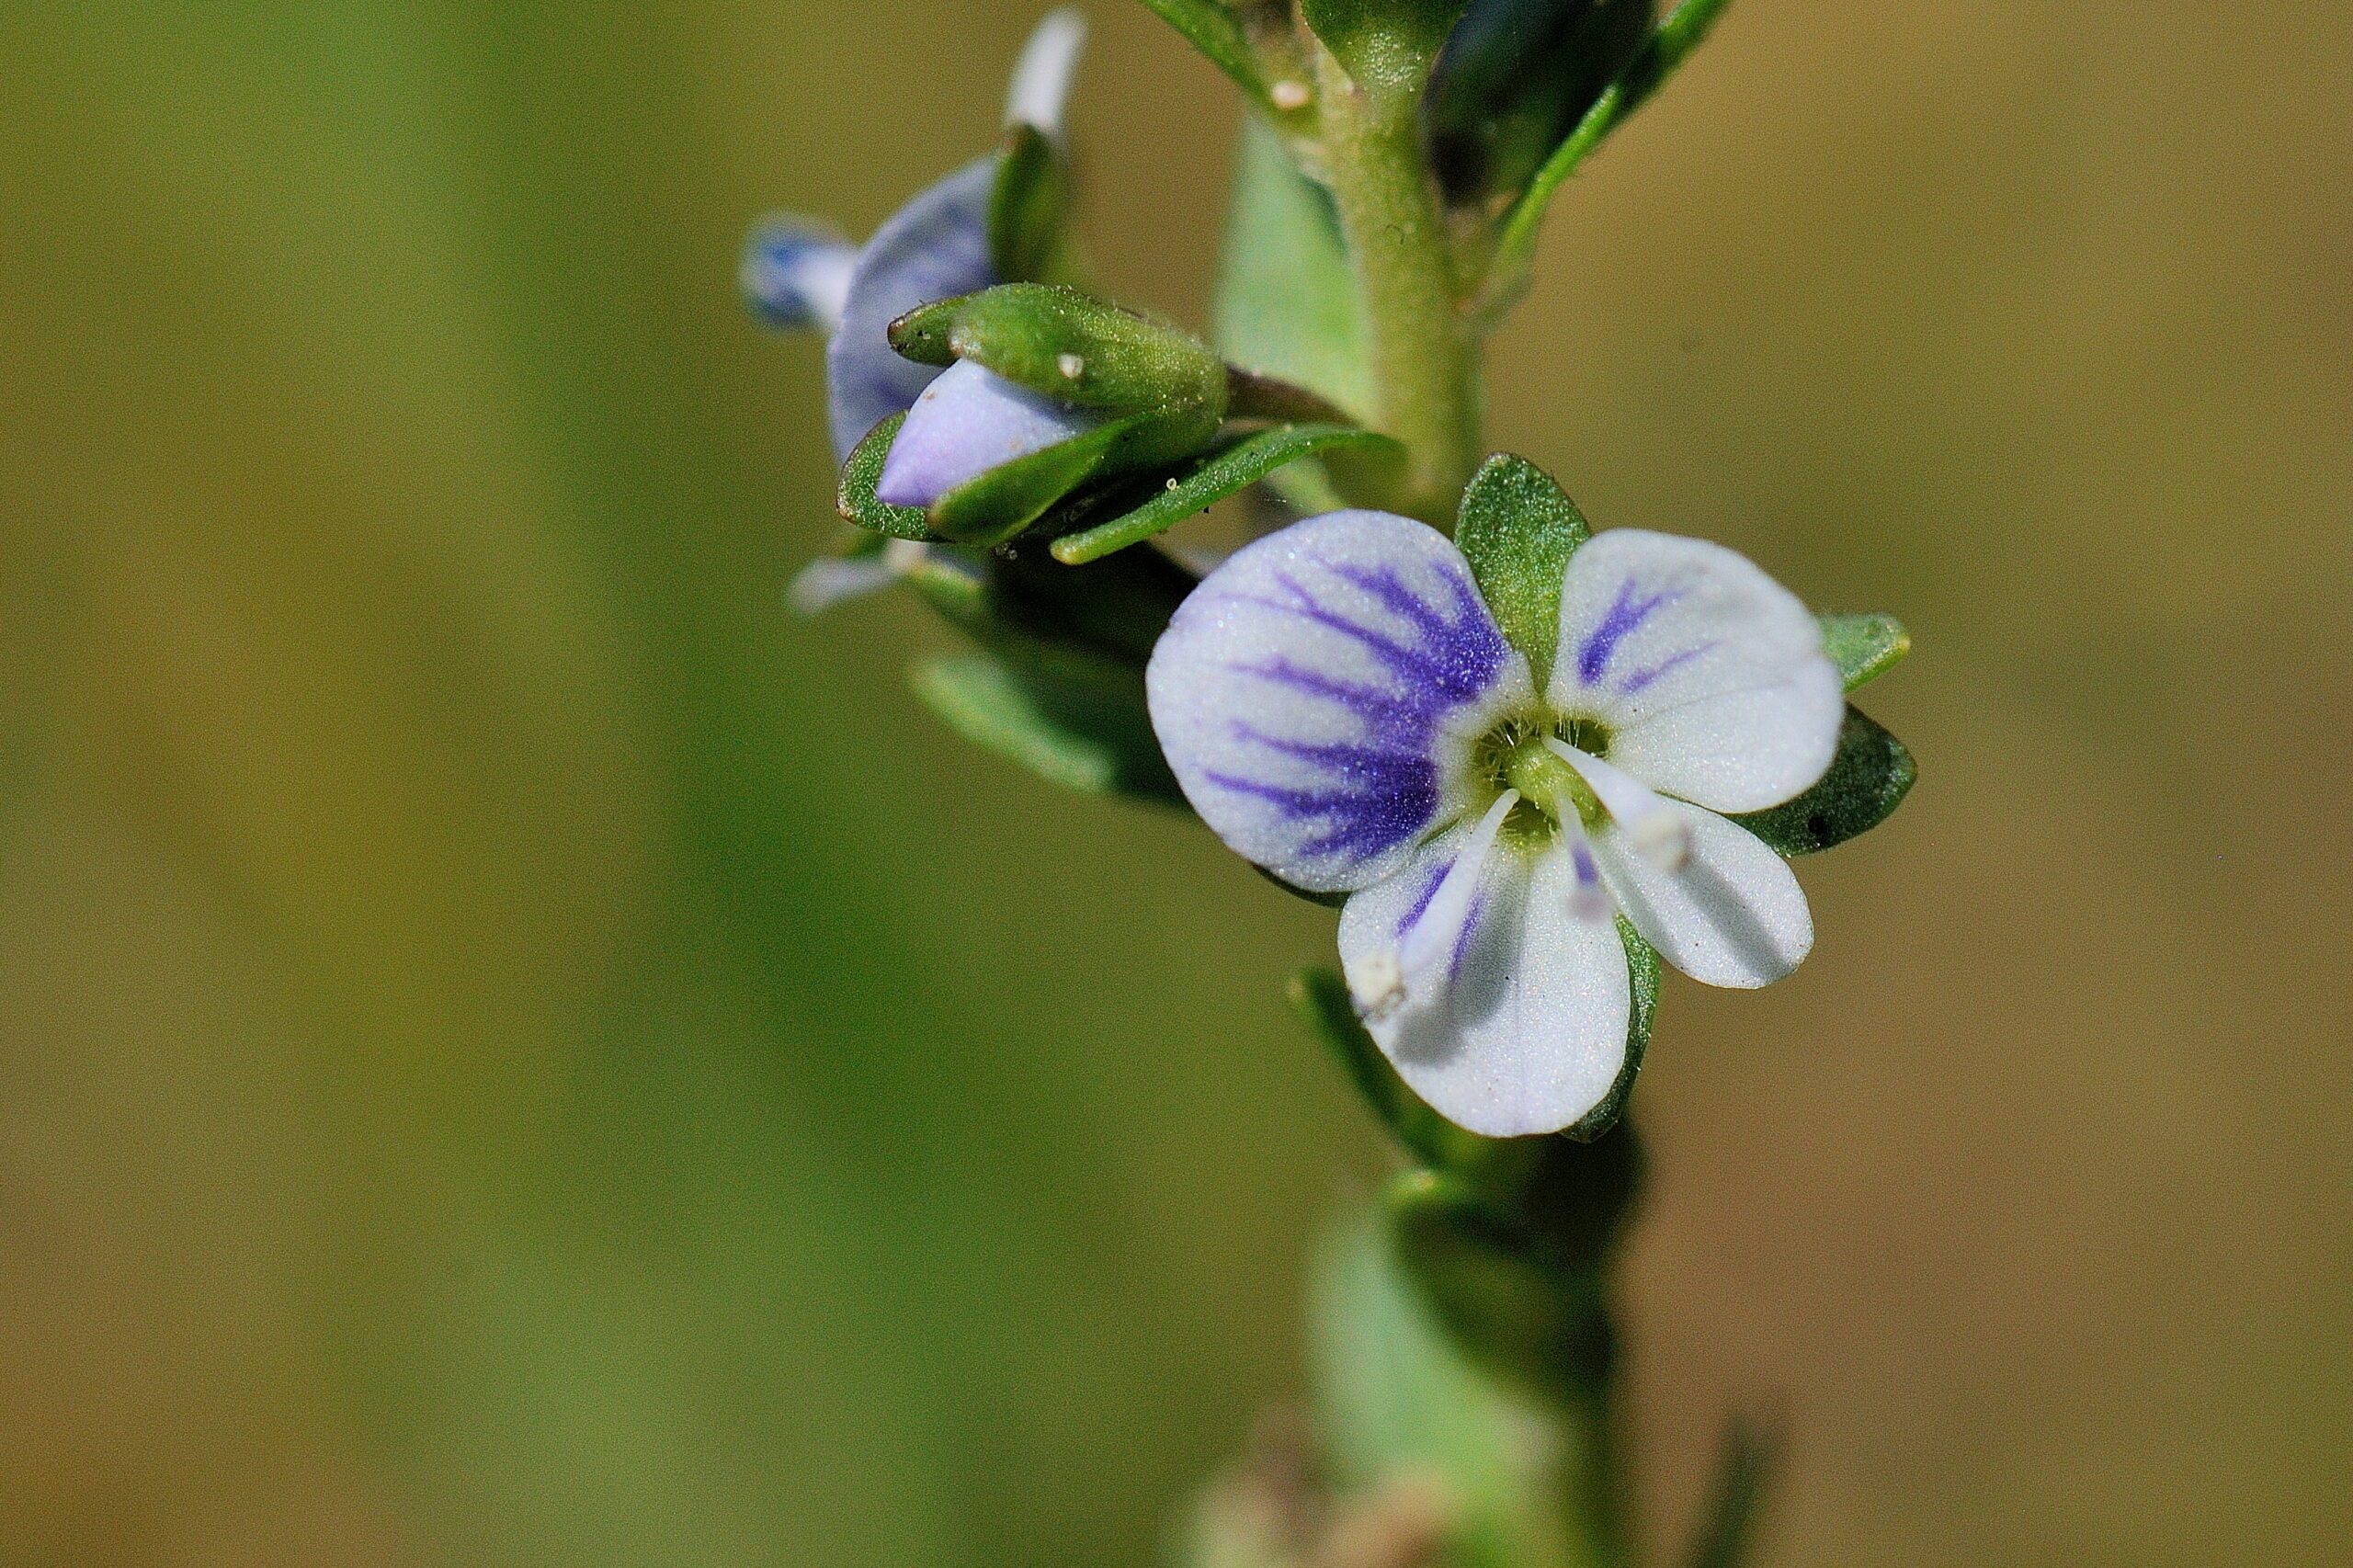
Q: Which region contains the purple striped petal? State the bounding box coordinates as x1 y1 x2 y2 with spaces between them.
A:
1546 529 1843 813
825 158 998 460
1146 511 1532 893
1338 834 1631 1138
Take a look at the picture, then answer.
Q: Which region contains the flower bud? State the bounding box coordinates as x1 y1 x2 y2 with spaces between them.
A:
875 358 1104 510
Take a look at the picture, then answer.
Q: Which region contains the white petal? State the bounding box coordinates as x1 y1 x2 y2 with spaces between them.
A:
1546 529 1843 812
1005 8 1087 139
740 216 857 334
1146 511 1533 893
825 158 997 460
1590 800 1813 989
875 359 1099 508
1339 835 1632 1138
785 555 893 616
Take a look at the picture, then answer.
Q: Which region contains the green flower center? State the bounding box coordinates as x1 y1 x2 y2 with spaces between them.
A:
1467 709 1614 844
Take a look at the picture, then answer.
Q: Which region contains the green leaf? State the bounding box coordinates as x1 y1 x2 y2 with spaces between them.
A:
988 532 1198 667
891 535 1193 686
986 125 1071 285
1686 1415 1778 1568
835 412 937 540
1386 1169 1613 1404
1213 116 1373 422
1455 453 1592 686
1050 424 1403 564
890 283 1227 415
1426 0 1654 204
1729 704 1915 857
1134 0 1284 116
1563 918 1654 1142
1300 0 1468 96
1481 0 1733 318
1313 1214 1598 1568
1290 967 1459 1170
1818 611 1910 691
910 652 1181 804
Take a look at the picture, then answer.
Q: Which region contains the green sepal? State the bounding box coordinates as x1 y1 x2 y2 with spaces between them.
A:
835 412 938 540
1300 0 1469 96
926 405 1224 547
1730 704 1915 857
1290 967 1460 1170
1050 424 1403 564
910 652 1182 805
1562 917 1655 1142
890 532 1195 689
1686 1415 1779 1568
890 283 1227 417
1455 453 1592 687
1818 611 1910 691
987 124 1072 286
1214 116 1373 420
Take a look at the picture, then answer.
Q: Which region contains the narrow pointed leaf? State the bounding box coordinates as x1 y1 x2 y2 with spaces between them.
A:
1135 0 1284 114
1051 425 1403 563
1482 0 1733 316
836 412 938 540
1818 611 1910 691
1687 1415 1778 1568
911 652 1181 804
987 124 1072 285
1455 453 1592 686
1729 704 1915 856
1214 116 1373 420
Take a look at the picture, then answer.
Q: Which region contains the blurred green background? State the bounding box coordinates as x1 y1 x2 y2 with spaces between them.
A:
2 2 2347 1564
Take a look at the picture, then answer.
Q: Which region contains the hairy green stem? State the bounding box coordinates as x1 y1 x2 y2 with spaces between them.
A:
1314 52 1483 527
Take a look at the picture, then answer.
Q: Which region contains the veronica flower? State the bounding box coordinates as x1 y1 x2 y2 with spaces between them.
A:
741 8 1088 460
1146 508 1843 1138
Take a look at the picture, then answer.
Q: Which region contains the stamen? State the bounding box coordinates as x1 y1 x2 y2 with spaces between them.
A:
1385 790 1518 1015
1562 822 1615 925
1545 738 1691 871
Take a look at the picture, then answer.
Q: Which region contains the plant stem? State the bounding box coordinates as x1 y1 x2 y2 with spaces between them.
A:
1314 51 1482 527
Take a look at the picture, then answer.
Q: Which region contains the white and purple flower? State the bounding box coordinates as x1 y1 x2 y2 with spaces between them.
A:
742 8 1090 462
1145 509 1843 1138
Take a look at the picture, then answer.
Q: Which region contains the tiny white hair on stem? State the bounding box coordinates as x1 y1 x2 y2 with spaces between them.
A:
1006 7 1087 140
